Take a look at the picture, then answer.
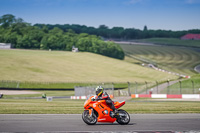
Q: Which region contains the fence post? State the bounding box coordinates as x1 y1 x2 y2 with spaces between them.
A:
118 88 120 97
167 79 170 94
179 81 182 94
16 82 20 88
127 82 131 96
85 86 86 96
112 82 114 97
191 80 194 94
145 81 148 94
135 81 138 94
156 81 158 94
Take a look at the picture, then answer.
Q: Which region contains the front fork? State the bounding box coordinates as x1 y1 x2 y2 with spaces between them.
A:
88 108 94 117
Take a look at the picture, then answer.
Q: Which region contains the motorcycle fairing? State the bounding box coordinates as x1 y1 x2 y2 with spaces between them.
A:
114 101 125 109
92 100 116 123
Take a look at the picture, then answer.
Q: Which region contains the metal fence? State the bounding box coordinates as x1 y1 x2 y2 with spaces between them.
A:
0 80 200 95
75 84 114 96
128 80 200 95
75 80 200 97
0 80 20 88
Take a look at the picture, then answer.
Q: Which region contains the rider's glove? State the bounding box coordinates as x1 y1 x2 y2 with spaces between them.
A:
96 97 103 101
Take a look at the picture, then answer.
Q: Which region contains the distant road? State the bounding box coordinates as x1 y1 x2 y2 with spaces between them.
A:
0 114 200 132
194 64 200 73
141 80 180 94
111 41 156 46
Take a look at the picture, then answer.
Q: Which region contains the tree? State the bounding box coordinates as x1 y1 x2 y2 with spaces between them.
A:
143 25 148 31
0 14 126 60
110 27 124 38
0 14 16 28
98 25 109 38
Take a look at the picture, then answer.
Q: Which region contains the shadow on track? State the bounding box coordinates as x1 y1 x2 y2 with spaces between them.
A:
94 123 135 125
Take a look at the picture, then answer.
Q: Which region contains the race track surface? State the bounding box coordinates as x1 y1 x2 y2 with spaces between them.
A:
0 114 200 132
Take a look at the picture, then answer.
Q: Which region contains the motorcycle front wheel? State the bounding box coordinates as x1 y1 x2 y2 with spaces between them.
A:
82 110 97 125
116 109 130 125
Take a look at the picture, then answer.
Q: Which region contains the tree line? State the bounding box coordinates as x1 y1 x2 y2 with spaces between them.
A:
0 14 124 59
34 24 200 40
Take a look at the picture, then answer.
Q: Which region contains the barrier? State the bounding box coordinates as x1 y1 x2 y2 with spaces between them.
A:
131 94 200 99
182 94 200 99
167 95 182 98
71 96 87 99
71 95 114 100
151 94 167 98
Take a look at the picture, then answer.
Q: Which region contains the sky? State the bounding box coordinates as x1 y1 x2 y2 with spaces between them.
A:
0 0 200 31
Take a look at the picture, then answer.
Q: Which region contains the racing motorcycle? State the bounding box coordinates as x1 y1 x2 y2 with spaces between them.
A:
82 95 130 125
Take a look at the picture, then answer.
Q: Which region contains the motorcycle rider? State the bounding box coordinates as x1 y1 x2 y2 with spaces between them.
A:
95 86 118 115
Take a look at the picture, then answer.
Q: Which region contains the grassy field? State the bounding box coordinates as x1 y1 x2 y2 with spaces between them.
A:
0 49 178 83
139 38 200 48
1 44 199 115
0 98 200 114
120 44 200 76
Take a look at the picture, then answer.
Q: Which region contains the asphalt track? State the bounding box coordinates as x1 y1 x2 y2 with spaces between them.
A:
0 114 200 132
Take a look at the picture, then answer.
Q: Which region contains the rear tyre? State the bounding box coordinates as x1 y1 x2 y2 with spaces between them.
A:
116 109 130 125
82 110 97 125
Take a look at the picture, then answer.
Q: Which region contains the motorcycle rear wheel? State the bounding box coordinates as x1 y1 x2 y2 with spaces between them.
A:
116 109 130 125
82 110 97 125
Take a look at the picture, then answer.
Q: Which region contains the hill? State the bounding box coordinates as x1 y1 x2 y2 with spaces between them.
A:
0 49 178 83
120 44 200 75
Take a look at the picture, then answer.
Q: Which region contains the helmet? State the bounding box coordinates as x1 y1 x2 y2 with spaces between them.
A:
96 86 103 96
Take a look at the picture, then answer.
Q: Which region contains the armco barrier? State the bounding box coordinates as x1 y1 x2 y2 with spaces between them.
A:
131 94 200 99
167 95 182 98
71 96 87 99
182 94 200 99
71 94 200 99
71 95 114 100
152 94 167 98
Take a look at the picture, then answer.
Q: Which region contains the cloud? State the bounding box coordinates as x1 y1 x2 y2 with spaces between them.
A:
185 0 200 4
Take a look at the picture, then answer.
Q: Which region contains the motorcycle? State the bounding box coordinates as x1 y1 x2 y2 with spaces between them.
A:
82 95 130 125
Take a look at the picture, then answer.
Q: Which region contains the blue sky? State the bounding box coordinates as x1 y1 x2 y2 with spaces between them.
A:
0 0 200 31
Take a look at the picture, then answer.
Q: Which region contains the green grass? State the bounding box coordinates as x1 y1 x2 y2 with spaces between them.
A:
125 100 200 113
2 90 74 99
0 81 92 89
139 38 200 48
0 49 178 83
0 81 130 89
0 99 84 114
120 44 200 75
0 99 200 114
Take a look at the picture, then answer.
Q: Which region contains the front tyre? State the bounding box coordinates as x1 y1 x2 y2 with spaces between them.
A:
116 109 130 125
82 110 97 125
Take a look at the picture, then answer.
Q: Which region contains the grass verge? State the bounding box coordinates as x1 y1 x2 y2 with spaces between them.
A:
1 90 74 99
0 98 200 114
125 100 200 114
0 81 129 89
0 99 84 114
